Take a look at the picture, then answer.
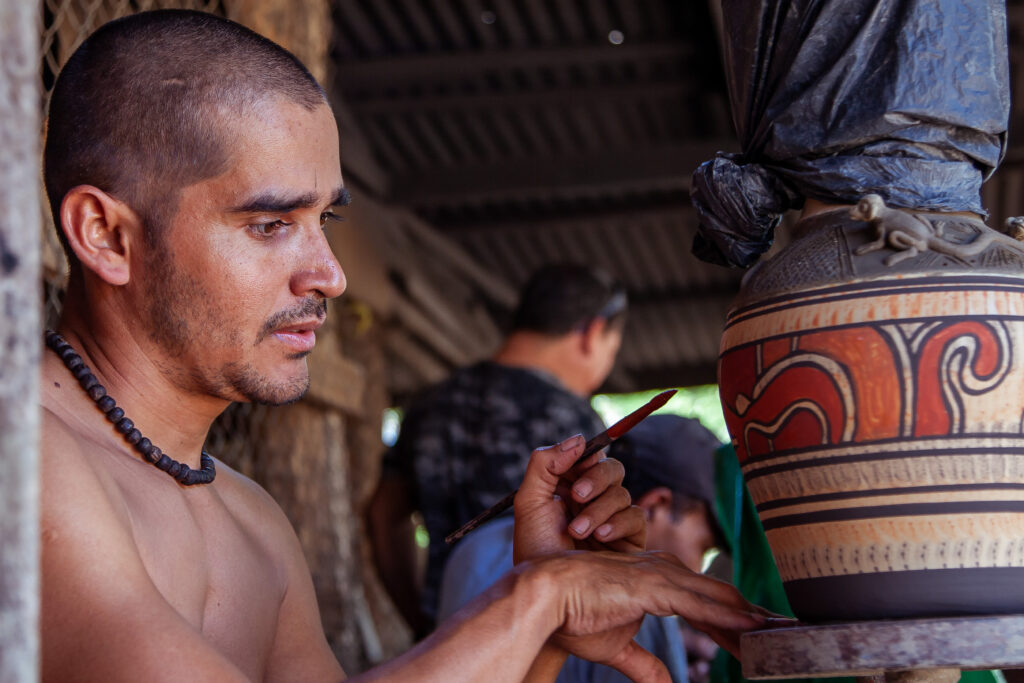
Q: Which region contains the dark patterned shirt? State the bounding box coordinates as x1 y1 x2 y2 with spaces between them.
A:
384 360 606 622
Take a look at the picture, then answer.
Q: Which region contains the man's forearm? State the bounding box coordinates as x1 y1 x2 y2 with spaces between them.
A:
350 563 561 683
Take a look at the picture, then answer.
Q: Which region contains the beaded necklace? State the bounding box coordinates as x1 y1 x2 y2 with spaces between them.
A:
44 330 216 486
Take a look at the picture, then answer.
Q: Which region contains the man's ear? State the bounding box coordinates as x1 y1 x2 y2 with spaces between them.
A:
635 486 673 516
59 185 140 286
578 316 607 355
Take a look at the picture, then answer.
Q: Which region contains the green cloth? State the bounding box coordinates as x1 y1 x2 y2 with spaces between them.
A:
711 443 998 683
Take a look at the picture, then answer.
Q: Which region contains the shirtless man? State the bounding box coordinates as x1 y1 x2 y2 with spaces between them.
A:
39 10 770 682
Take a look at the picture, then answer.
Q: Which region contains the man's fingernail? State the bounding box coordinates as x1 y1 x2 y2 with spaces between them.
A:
574 480 593 499
570 518 590 535
595 523 612 538
560 434 583 451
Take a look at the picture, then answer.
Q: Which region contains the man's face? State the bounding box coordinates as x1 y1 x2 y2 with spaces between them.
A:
647 503 715 574
139 99 346 405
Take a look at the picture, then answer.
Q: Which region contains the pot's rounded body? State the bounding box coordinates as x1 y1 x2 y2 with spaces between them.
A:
719 202 1024 621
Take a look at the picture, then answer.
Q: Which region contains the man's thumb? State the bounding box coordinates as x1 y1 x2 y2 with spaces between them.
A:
515 435 584 509
605 640 672 683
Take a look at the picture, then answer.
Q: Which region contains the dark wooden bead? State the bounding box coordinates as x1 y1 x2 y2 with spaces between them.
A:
146 447 162 464
79 374 98 392
44 330 59 346
86 383 106 401
124 428 141 445
58 346 76 361
167 462 182 478
96 396 115 413
72 365 91 380
106 407 124 423
175 466 191 483
66 355 84 371
135 438 153 455
155 455 172 471
115 417 134 434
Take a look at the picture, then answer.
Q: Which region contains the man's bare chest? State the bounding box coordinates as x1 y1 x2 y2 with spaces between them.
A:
125 487 286 676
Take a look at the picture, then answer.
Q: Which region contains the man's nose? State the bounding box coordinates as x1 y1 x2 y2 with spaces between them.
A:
291 227 346 300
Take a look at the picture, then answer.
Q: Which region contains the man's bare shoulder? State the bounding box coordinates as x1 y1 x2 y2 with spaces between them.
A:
40 404 132 523
207 456 302 546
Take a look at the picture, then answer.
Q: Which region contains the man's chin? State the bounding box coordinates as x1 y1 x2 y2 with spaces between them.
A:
228 368 310 406
254 377 310 406
253 389 308 407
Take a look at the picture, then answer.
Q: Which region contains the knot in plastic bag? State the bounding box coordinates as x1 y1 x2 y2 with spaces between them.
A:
690 153 798 268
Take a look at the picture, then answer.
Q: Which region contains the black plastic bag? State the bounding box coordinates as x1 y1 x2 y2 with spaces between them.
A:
692 0 1009 267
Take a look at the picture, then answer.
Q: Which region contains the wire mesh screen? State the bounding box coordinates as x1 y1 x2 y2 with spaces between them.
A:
38 0 268 470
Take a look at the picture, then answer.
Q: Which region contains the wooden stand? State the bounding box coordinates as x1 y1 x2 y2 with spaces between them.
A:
741 615 1024 681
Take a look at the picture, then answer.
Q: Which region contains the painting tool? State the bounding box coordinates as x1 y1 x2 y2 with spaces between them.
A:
444 388 678 544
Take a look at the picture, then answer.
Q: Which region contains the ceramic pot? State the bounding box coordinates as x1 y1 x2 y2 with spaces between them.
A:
718 196 1024 621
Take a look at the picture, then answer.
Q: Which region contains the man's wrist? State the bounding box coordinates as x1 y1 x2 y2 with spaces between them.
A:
513 556 570 638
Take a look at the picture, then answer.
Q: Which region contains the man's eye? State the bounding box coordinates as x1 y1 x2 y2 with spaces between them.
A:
249 220 290 237
320 211 343 228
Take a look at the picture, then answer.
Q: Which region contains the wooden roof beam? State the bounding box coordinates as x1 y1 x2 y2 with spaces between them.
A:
349 82 694 115
387 141 728 208
333 41 695 91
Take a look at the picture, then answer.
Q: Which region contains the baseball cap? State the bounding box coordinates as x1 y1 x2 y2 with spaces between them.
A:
614 413 729 551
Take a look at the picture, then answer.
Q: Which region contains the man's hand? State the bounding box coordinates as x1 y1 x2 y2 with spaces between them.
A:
513 434 645 564
510 434 780 681
511 433 649 680
520 550 767 680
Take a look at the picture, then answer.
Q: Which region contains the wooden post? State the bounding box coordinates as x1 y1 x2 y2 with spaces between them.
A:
0 1 41 681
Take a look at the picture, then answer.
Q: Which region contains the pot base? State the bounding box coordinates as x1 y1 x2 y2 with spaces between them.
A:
785 567 1024 621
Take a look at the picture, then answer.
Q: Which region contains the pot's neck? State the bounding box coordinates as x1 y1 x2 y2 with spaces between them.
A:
801 198 850 219
800 197 984 222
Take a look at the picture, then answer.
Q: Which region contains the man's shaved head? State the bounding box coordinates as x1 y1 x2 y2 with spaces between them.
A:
44 9 329 267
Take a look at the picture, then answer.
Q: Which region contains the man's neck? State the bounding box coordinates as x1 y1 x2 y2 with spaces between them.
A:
47 294 229 469
492 332 590 397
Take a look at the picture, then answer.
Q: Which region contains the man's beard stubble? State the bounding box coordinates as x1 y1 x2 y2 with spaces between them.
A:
141 241 321 406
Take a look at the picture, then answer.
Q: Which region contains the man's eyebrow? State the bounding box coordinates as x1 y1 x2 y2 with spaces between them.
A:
332 187 352 207
228 186 350 214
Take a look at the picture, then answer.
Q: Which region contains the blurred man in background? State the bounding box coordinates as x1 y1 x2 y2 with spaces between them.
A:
368 263 628 635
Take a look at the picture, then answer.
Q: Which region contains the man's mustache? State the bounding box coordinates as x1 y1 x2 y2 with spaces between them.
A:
257 298 327 344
